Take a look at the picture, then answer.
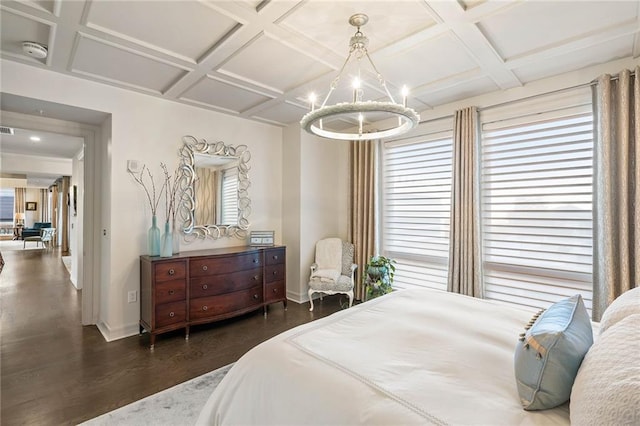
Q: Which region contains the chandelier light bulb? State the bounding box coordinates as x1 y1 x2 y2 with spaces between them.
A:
309 93 317 111
402 85 409 107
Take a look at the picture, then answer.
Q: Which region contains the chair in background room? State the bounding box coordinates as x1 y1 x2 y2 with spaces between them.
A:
23 227 56 249
308 237 357 311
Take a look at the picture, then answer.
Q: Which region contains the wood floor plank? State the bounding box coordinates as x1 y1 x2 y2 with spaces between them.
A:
0 246 344 425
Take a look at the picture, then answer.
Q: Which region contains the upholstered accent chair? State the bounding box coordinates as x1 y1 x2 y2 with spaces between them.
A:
23 227 56 249
22 222 51 239
308 238 357 311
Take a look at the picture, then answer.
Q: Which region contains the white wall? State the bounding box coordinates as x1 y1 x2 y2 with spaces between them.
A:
282 124 302 300
282 126 349 303
1 59 283 341
70 149 84 289
24 187 41 227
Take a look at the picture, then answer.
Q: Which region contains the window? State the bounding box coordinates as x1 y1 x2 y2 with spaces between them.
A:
220 168 238 225
381 125 453 291
480 90 594 313
0 188 15 223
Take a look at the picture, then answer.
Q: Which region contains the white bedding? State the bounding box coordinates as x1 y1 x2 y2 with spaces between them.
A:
197 289 581 425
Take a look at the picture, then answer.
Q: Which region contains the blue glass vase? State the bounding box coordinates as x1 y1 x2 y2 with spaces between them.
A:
171 218 180 254
148 215 161 256
160 221 173 258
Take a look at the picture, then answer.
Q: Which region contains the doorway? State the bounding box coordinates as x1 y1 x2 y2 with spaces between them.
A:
0 95 109 325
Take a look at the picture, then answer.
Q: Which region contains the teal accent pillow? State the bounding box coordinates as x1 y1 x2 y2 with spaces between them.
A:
514 294 594 410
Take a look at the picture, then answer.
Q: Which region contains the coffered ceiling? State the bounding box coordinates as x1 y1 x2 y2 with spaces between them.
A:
1 0 639 129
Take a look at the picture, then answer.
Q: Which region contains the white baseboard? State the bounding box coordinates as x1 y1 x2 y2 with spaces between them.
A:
97 320 140 342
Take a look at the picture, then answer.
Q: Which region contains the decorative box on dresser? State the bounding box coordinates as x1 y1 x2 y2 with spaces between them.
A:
140 246 286 349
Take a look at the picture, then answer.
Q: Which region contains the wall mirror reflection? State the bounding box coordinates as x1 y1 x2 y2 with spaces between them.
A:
178 135 251 240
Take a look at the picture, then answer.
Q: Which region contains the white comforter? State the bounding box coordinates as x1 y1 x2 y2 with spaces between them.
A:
197 288 576 425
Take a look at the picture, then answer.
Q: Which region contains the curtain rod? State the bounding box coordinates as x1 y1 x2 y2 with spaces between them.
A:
415 69 636 123
479 69 636 112
418 114 453 125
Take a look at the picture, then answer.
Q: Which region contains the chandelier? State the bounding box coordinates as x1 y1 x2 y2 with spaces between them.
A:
300 13 420 141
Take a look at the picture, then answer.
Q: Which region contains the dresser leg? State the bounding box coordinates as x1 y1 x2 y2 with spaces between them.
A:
185 326 190 341
150 334 156 351
283 299 288 310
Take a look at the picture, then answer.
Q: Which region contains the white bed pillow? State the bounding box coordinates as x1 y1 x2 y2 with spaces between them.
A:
570 313 640 425
599 286 640 334
514 294 593 411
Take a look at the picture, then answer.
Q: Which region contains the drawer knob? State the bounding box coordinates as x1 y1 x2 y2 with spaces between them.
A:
253 258 259 263
273 271 277 275
202 305 208 311
202 265 208 271
169 312 175 317
169 268 175 275
203 284 208 290
253 275 258 281
253 294 259 299
273 255 278 260
273 288 278 293
169 290 175 295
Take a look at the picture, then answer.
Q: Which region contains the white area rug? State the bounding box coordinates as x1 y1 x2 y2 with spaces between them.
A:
80 363 233 426
0 240 46 251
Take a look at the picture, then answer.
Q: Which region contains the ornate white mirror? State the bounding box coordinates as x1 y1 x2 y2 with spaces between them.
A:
178 135 250 240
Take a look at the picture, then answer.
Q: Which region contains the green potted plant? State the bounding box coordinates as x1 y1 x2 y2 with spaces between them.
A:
363 255 396 300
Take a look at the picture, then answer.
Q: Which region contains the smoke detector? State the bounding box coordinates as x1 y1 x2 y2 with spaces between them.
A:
22 41 48 59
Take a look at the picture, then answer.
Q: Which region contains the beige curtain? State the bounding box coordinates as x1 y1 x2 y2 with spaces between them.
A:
40 189 50 222
447 106 481 297
593 66 640 320
195 167 217 224
349 139 376 300
50 185 58 236
14 187 26 214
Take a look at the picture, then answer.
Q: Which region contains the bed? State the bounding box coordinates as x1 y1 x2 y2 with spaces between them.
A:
196 287 638 425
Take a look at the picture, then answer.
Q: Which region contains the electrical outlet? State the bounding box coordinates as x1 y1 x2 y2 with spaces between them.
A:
128 291 137 303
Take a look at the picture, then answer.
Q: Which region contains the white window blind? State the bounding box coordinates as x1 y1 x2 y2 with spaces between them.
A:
480 91 594 313
0 188 14 223
220 168 238 225
381 127 453 291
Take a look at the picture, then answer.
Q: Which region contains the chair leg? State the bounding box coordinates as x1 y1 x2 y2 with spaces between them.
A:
308 289 315 311
347 291 354 308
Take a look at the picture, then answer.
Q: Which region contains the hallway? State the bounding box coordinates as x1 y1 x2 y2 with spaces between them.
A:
0 245 342 425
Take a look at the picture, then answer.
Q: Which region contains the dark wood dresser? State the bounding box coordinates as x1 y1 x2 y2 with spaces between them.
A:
140 245 286 349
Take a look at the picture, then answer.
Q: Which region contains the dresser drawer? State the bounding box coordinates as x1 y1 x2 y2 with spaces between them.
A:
265 248 285 265
264 281 285 303
155 301 186 328
190 268 263 298
154 261 187 282
190 287 263 320
264 263 285 284
155 279 186 304
190 253 262 277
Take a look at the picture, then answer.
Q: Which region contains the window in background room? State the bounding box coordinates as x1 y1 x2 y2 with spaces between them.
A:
220 167 239 225
0 188 15 223
380 123 453 291
480 89 594 314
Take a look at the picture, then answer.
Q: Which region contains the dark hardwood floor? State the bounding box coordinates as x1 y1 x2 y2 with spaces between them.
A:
0 246 344 425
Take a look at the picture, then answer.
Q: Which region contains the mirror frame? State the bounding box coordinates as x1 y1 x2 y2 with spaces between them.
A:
178 135 251 240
